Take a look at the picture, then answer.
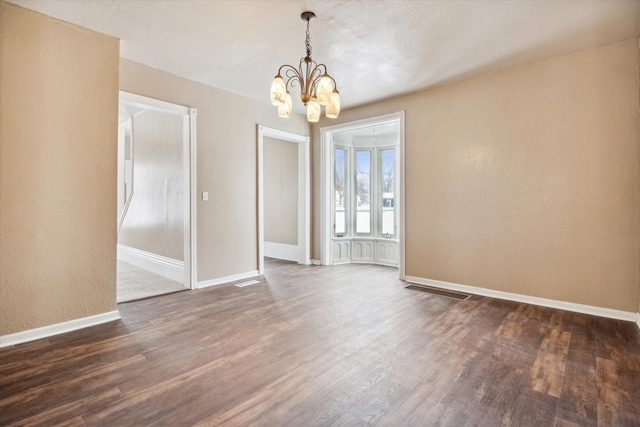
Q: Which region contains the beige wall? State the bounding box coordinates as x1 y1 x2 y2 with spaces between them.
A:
0 3 119 335
120 60 309 281
264 136 298 245
118 110 184 260
313 38 640 312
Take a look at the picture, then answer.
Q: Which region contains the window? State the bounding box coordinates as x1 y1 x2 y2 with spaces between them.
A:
334 148 347 236
355 150 371 234
380 149 395 236
333 145 396 238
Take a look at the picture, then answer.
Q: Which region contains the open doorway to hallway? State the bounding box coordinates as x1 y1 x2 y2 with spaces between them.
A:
257 125 311 275
116 92 197 302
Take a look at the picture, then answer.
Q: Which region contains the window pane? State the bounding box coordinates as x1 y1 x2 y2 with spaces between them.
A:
356 151 371 234
334 149 346 235
381 149 395 236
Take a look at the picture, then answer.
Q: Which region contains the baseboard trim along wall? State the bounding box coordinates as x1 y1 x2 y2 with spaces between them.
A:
0 310 121 348
117 244 184 282
197 270 260 289
264 241 300 263
404 276 637 323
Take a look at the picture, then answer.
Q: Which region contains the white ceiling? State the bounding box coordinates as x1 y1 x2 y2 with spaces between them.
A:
8 0 640 113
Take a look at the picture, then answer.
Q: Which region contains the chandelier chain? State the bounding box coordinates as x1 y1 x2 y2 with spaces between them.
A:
305 19 312 58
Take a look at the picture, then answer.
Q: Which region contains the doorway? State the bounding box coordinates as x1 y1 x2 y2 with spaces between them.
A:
257 125 310 274
320 112 406 278
117 92 197 302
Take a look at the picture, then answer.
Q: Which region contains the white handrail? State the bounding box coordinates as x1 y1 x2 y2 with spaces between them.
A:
117 119 134 233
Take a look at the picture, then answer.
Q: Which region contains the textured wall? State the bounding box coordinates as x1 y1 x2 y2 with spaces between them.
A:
118 110 184 260
0 3 119 335
313 38 640 312
263 136 298 245
120 60 309 281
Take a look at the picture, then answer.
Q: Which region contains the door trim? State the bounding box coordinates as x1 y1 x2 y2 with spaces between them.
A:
118 91 198 289
320 112 406 279
257 125 310 274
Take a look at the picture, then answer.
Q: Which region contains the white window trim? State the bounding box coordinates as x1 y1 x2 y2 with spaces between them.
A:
320 112 406 278
378 146 398 238
354 148 374 236
333 145 349 237
333 142 398 239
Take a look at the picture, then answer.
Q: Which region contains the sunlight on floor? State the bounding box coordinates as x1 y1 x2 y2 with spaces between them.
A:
117 260 187 303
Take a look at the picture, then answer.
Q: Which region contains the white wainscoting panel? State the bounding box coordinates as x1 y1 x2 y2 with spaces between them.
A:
352 240 375 263
332 240 351 264
117 244 184 282
375 240 399 267
332 238 398 267
264 241 300 263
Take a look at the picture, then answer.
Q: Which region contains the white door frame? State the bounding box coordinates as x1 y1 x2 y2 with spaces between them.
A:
320 112 406 279
118 91 198 289
257 125 311 274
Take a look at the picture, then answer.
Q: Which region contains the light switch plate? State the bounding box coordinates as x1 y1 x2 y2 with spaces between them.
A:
202 192 209 201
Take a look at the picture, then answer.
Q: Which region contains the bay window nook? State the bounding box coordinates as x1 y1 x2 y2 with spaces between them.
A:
330 122 400 267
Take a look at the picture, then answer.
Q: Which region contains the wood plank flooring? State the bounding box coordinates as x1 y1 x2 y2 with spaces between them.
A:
1 259 639 426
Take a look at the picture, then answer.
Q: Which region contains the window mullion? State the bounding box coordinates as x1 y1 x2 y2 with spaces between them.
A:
372 148 379 238
349 146 356 237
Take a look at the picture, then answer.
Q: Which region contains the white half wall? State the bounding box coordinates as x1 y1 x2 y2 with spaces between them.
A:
264 241 300 263
117 244 184 283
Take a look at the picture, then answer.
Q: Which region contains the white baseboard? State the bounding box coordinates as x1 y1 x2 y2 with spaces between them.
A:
0 310 121 348
264 241 300 263
376 260 400 268
117 244 184 282
197 270 260 289
404 276 637 322
311 259 321 265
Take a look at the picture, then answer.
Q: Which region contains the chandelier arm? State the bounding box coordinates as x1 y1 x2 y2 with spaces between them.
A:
279 65 303 90
303 59 322 97
297 58 309 98
305 63 312 97
278 64 301 79
285 74 302 91
308 64 332 91
312 63 327 74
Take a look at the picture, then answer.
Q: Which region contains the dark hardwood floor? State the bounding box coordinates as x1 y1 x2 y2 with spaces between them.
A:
1 259 639 426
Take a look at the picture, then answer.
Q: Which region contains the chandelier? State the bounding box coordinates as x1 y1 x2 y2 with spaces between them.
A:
270 11 340 122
